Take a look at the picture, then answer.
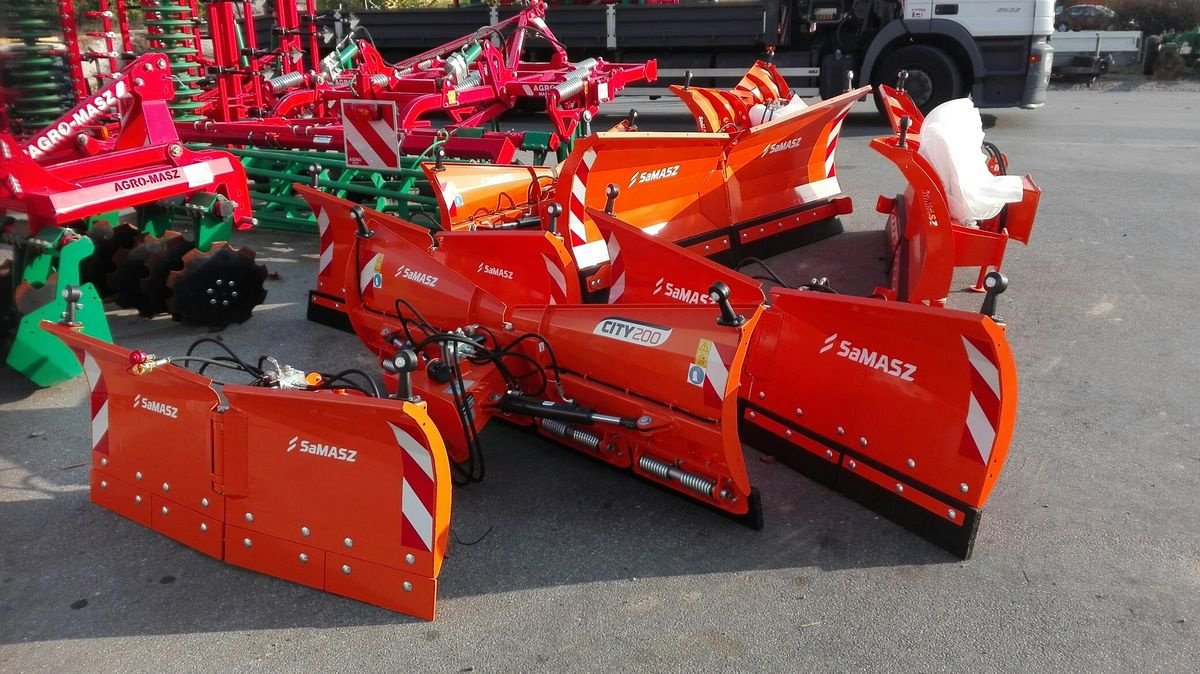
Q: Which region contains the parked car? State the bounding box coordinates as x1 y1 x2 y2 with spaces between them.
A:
1055 4 1121 31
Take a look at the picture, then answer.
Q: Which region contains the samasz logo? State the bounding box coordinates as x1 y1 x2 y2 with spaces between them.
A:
287 435 358 463
760 136 804 158
594 317 672 347
476 261 514 280
132 393 178 419
628 164 680 188
394 264 439 288
821 333 917 382
653 277 712 305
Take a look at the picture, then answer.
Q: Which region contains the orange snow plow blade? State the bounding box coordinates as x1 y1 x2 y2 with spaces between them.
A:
302 187 1021 558
550 87 864 269
304 186 766 521
868 113 1036 303
740 291 1017 558
410 86 862 273
44 322 452 620
870 90 1041 305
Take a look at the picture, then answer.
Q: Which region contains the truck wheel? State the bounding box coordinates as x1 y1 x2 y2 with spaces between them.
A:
1143 36 1161 76
876 45 963 114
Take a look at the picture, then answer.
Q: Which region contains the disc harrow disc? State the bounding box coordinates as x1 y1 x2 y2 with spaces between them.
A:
108 231 194 317
165 243 268 327
80 222 140 297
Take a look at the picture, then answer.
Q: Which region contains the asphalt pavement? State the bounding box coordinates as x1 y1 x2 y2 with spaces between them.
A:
1 85 1198 672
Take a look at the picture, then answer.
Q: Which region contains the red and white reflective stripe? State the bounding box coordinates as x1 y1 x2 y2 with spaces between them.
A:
825 109 849 178
440 180 460 219
391 422 435 552
342 101 401 170
316 207 333 278
82 351 109 455
736 67 779 104
542 255 568 305
566 148 610 268
566 148 596 249
359 252 383 293
961 336 1001 464
701 341 733 408
605 233 625 302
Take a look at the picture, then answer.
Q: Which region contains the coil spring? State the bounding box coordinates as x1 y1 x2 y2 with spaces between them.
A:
552 58 599 100
540 418 602 452
453 71 483 92
637 454 716 497
1 4 74 135
269 71 306 93
142 0 204 120
370 73 391 89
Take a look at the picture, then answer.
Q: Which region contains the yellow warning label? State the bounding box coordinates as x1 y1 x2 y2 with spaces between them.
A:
695 339 713 368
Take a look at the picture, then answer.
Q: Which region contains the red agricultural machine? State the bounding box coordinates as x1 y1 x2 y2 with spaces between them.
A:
41 78 1040 620
1 53 265 387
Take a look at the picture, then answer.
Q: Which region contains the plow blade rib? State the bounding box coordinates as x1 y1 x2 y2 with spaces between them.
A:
740 291 1017 559
45 323 452 619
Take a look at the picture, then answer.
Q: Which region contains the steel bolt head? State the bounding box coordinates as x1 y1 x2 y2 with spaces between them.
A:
243 538 252 548
341 564 351 575
135 471 143 480
907 458 917 469
200 523 208 532
343 537 353 548
299 553 309 564
100 457 108 466
301 526 311 537
948 509 958 520
847 459 857 470
100 480 108 488
405 553 415 565
795 408 803 416
859 437 868 447
402 581 413 592
960 483 969 493
785 430 792 438
134 495 142 504
758 391 766 400
162 482 169 492
244 512 254 523
895 483 904 493
161 506 169 515
836 426 845 436
825 449 834 459
201 498 209 508
167 142 181 157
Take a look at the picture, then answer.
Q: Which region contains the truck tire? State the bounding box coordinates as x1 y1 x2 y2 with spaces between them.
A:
1143 36 1161 76
875 45 963 114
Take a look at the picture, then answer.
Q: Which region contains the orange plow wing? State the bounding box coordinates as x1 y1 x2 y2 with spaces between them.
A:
44 322 453 620
739 292 1017 558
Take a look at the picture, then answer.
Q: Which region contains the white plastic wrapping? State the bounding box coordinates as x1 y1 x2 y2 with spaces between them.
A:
748 94 809 126
917 98 1024 224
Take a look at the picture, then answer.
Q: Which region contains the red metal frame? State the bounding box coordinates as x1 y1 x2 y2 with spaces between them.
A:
0 54 253 232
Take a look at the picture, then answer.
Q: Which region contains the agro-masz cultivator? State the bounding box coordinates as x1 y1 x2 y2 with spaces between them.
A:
43 80 1038 620
0 53 265 386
